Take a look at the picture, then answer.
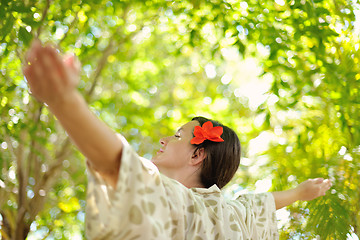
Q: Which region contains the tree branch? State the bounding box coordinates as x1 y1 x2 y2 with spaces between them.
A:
28 138 72 222
26 103 43 197
86 40 115 98
14 129 27 240
0 229 10 240
85 6 132 100
57 11 79 46
3 209 16 239
36 0 51 38
0 211 11 240
14 207 27 240
4 133 16 163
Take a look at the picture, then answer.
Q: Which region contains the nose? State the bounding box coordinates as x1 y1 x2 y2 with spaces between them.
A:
160 136 169 146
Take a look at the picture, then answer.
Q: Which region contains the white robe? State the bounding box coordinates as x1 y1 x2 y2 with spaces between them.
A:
85 138 279 239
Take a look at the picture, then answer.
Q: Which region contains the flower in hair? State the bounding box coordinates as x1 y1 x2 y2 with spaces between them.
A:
190 121 224 145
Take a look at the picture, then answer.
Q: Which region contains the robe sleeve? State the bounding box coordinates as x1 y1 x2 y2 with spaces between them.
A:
236 192 279 239
85 134 173 239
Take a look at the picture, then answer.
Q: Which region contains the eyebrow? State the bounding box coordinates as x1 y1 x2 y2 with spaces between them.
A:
177 127 184 133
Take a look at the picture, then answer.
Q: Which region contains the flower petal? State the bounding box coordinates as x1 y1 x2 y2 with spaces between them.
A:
208 126 223 138
191 121 224 145
208 136 224 142
202 121 213 132
191 136 206 145
193 126 204 138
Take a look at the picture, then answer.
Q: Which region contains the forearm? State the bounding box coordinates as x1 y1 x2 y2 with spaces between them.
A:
272 178 332 210
48 90 122 174
272 188 299 210
23 41 123 187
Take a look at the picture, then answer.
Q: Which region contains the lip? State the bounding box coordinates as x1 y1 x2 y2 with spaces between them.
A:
157 148 164 154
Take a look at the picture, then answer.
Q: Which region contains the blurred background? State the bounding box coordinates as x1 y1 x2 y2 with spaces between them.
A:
0 0 359 239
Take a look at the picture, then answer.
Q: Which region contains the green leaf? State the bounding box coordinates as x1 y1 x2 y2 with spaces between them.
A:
1 14 15 41
11 1 32 13
18 26 32 46
21 17 41 28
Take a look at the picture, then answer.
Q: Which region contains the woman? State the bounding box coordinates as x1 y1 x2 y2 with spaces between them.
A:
23 41 332 239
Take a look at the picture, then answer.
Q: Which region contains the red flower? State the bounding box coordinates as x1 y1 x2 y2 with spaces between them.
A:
190 121 224 145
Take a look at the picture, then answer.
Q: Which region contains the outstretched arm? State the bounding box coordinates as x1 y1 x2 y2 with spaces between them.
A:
272 178 332 210
23 40 122 187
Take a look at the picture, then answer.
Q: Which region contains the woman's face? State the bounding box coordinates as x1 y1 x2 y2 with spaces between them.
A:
152 120 199 173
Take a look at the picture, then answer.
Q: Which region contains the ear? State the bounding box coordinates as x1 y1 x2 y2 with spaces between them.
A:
190 148 207 166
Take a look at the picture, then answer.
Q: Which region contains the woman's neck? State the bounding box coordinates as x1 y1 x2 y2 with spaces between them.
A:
159 166 205 188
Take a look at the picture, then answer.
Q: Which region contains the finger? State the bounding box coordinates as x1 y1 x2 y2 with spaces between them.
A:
23 65 42 98
63 53 76 72
29 48 45 81
25 47 38 66
44 45 68 81
31 38 41 47
73 55 81 72
314 178 324 183
323 179 332 188
25 39 42 65
63 53 81 76
23 65 31 82
34 47 49 79
32 46 63 97
63 54 73 64
320 180 332 195
38 47 64 90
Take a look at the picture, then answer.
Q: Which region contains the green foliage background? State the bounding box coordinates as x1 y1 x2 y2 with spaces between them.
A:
0 0 359 239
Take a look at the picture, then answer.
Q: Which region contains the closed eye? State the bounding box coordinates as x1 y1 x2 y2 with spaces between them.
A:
174 128 183 138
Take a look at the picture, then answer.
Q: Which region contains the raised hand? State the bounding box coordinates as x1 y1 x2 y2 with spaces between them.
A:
272 178 332 209
22 40 122 187
295 178 332 201
23 40 80 107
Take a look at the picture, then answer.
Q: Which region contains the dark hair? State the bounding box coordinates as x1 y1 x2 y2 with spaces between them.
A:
191 116 241 189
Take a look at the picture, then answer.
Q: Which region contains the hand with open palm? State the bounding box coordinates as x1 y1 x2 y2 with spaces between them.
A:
295 178 332 201
23 40 81 107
